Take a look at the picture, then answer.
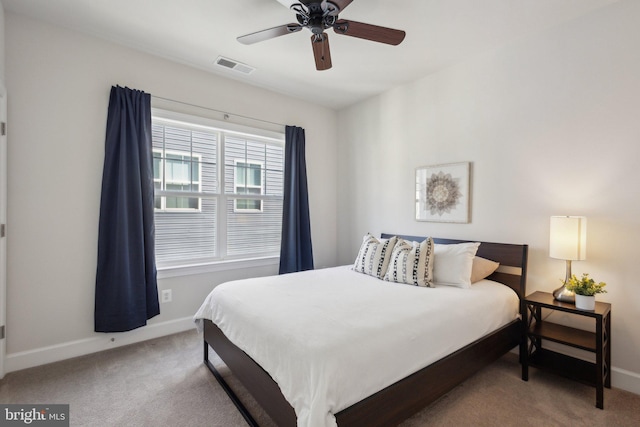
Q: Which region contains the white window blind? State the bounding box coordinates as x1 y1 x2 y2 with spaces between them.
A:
151 111 284 268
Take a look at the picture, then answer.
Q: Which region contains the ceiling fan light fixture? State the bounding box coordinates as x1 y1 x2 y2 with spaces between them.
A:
214 56 256 75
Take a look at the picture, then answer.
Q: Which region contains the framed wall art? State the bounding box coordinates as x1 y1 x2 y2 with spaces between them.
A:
415 162 470 223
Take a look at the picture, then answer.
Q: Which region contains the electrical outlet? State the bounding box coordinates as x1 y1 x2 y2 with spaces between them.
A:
161 289 172 303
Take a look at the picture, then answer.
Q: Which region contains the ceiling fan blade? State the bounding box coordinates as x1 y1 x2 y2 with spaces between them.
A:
327 0 354 12
237 24 302 45
333 19 406 45
311 34 332 71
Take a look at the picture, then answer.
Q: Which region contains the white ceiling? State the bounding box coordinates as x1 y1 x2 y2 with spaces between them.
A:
2 0 618 109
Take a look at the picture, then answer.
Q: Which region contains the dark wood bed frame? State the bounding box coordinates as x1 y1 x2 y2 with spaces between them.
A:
202 235 528 426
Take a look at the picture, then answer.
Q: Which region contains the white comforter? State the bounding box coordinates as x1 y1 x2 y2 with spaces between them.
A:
194 266 519 427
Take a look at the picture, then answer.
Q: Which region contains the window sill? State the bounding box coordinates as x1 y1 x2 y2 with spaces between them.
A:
157 256 279 279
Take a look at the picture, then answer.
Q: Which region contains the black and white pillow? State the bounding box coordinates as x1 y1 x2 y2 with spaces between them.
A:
383 237 435 287
353 234 398 279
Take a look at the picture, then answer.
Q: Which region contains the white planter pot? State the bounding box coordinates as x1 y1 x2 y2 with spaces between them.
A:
575 294 595 310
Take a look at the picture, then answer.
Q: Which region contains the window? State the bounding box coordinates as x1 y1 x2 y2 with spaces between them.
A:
154 150 201 210
234 160 263 212
151 110 284 268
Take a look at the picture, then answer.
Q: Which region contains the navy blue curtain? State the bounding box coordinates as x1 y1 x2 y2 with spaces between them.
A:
95 86 159 332
279 125 314 274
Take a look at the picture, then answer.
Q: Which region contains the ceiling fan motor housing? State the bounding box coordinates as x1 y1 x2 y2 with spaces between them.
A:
295 1 337 35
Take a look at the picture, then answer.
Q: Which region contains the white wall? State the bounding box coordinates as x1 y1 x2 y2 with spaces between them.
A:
0 1 4 82
4 12 337 369
0 0 5 380
338 0 640 393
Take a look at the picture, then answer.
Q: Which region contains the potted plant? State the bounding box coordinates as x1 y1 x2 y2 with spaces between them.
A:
565 273 607 310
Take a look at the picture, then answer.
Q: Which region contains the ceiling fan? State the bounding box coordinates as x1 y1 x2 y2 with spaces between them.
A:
237 0 406 71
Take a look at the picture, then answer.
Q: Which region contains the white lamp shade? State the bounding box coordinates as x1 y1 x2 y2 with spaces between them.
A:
549 216 587 261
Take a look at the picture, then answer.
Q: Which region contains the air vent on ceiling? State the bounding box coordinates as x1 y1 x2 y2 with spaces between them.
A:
215 56 255 75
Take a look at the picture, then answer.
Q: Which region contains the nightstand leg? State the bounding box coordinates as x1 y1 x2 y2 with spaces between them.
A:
521 339 528 381
521 302 529 381
605 311 611 389
596 316 604 409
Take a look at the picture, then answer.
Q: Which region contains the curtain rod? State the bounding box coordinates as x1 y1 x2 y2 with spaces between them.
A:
151 95 286 128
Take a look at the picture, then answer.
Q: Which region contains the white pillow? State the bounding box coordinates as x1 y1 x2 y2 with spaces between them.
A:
383 237 435 287
433 242 480 288
353 234 398 279
471 256 500 283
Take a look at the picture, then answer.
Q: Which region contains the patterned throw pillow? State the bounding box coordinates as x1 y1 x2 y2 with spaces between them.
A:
383 237 435 287
353 234 398 279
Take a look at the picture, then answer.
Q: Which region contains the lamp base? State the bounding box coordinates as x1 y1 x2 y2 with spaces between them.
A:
553 283 575 303
553 259 575 302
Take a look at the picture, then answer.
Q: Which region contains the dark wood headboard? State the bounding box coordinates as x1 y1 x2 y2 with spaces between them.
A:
381 233 528 300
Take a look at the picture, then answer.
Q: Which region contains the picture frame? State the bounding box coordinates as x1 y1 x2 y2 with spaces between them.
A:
415 162 470 223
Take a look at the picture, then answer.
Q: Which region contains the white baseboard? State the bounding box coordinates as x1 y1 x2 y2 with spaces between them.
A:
612 367 640 396
5 316 195 373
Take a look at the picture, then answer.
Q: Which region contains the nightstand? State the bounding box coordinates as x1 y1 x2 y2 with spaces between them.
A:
521 291 611 409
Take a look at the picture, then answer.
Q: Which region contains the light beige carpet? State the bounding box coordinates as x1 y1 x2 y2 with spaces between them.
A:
1 330 639 426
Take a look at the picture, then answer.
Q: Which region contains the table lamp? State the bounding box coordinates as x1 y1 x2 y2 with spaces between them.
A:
549 216 587 302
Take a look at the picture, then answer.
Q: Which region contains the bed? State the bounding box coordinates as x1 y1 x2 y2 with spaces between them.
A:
195 235 528 427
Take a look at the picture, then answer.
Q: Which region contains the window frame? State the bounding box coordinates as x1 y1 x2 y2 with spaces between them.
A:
151 108 285 273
